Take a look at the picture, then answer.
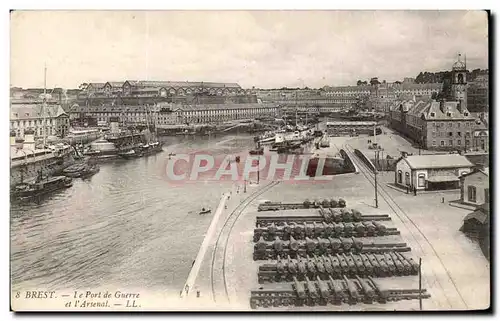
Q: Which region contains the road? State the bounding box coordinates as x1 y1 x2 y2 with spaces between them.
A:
341 143 471 310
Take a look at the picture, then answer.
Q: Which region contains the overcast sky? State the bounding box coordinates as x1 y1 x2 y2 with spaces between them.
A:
10 10 488 89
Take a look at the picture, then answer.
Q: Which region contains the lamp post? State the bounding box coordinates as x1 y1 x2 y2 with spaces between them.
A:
374 149 379 208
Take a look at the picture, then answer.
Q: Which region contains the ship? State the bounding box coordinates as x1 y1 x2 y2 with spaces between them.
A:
62 159 100 178
83 117 146 159
10 136 75 188
249 147 264 155
63 128 102 145
118 149 143 159
305 149 347 176
12 171 73 200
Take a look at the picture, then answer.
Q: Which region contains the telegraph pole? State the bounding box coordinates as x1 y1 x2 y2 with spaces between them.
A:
257 157 260 184
374 150 379 208
419 258 423 310
244 179 247 193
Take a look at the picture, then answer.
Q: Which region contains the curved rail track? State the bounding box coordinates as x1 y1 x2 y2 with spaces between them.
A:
341 143 468 309
210 180 281 304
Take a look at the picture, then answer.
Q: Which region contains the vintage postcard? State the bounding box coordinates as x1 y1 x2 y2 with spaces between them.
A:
9 10 490 312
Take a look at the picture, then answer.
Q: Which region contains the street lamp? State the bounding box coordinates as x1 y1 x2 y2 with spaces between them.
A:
374 149 379 208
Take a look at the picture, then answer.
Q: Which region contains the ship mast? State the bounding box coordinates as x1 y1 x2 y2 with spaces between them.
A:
295 91 298 127
42 64 47 147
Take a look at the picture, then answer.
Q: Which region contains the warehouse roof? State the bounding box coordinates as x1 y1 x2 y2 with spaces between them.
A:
129 81 241 89
402 154 474 170
326 121 377 126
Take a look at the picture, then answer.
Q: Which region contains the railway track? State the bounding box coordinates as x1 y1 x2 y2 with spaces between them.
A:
210 180 281 305
341 143 468 309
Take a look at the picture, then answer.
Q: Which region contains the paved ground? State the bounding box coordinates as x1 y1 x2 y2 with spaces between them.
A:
344 126 445 160
179 131 489 311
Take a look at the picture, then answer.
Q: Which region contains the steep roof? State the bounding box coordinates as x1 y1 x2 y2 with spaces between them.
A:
460 167 489 178
87 83 106 89
402 154 474 170
11 104 67 119
411 100 476 121
105 82 125 88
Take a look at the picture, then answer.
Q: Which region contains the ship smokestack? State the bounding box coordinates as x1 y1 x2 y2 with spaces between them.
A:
15 137 24 150
23 129 36 150
109 116 120 134
10 130 16 146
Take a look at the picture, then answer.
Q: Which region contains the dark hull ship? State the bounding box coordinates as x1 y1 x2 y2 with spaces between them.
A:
12 174 73 200
306 152 348 177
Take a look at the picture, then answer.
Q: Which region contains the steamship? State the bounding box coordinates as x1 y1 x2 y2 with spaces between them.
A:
84 117 146 159
10 130 75 188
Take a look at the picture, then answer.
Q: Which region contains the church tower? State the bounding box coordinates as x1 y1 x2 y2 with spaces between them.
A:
451 53 468 112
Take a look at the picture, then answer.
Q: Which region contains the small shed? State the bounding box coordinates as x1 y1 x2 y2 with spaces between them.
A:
394 154 474 191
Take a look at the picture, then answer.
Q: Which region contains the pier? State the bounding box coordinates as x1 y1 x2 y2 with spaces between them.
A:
180 192 230 299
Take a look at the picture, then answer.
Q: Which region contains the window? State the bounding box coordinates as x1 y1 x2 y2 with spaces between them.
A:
432 140 436 146
398 170 402 184
457 140 461 145
430 112 435 117
485 188 489 203
468 186 477 203
447 112 452 117
432 131 436 137
457 132 462 137
418 174 425 187
405 172 410 186
448 122 453 127
449 140 453 146
441 141 445 146
448 132 453 137
464 112 469 116
457 123 461 128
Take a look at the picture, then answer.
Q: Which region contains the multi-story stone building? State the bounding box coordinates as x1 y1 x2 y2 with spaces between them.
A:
69 102 279 127
76 80 257 108
256 89 358 113
322 82 442 112
389 54 488 152
10 103 70 138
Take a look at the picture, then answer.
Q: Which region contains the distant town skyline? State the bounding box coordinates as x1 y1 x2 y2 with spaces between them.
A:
10 10 488 89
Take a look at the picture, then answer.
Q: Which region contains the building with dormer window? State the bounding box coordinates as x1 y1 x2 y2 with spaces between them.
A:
389 54 488 151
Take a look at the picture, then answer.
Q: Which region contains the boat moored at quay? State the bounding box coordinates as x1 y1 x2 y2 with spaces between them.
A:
11 172 73 200
10 131 76 188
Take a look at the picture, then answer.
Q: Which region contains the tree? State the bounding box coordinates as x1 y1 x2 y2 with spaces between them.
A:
370 77 380 86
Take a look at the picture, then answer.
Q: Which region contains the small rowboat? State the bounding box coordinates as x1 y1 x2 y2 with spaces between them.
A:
199 208 212 215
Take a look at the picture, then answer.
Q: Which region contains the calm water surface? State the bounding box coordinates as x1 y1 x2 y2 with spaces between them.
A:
11 134 255 296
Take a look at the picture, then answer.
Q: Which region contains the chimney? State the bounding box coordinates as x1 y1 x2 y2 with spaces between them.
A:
439 100 445 113
15 137 24 150
24 129 36 150
457 100 465 114
10 130 16 146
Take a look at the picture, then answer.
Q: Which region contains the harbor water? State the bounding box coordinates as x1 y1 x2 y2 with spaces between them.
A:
10 134 256 296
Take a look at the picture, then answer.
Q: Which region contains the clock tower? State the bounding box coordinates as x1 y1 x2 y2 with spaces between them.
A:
451 53 468 111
